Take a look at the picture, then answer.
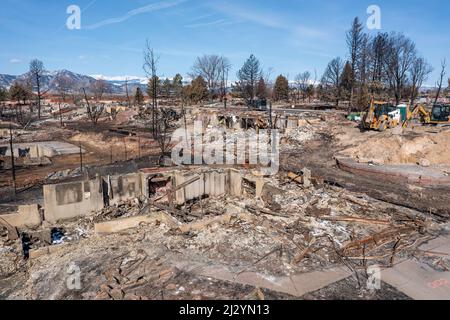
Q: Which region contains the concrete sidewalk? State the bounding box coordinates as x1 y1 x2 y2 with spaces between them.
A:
174 229 450 299
175 260 352 297
381 232 450 300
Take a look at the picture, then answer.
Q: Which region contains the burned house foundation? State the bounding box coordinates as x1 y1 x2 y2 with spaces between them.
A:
40 167 263 225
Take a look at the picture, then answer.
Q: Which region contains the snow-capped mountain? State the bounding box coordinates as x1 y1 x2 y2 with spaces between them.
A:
0 70 147 94
0 69 96 89
90 74 148 86
0 74 17 87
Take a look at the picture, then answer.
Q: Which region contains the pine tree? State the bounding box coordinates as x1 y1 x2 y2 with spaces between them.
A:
134 87 144 106
146 76 160 101
172 74 183 100
9 82 31 104
185 76 208 104
162 78 172 99
237 54 263 104
256 77 267 99
346 17 364 105
273 75 289 101
340 61 354 100
0 86 7 103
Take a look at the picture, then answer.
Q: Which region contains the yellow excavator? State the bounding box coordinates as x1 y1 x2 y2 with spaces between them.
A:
403 104 450 127
361 98 400 131
429 104 450 124
402 104 430 128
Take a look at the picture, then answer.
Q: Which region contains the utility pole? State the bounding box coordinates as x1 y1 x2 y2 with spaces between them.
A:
269 101 273 129
79 142 83 173
138 137 141 159
110 146 113 164
182 100 188 142
124 139 127 161
9 123 16 194
268 101 273 146
58 102 63 127
125 78 131 108
181 100 190 162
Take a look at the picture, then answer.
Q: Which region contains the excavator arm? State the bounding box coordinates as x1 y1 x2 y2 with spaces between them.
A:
402 104 431 128
360 98 375 129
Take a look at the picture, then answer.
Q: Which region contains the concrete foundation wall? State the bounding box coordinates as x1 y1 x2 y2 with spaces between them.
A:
43 173 144 223
1 144 39 158
0 204 41 228
173 169 240 205
286 117 299 130
108 173 144 206
242 175 266 198
40 168 245 223
194 112 312 132
37 145 56 157
228 169 243 197
204 170 227 197
174 172 205 205
0 141 82 158
141 173 150 200
43 177 104 223
275 117 287 129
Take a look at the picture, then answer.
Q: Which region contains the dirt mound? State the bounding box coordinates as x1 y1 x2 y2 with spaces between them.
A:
339 129 450 166
70 132 127 153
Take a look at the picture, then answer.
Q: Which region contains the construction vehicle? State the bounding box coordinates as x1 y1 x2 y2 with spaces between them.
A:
360 99 400 131
403 104 450 127
430 104 450 124
402 104 431 128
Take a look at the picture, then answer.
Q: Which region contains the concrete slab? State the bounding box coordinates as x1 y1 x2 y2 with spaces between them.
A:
420 224 450 252
29 244 68 259
94 212 180 234
420 236 450 253
179 213 253 233
380 232 450 300
381 260 450 300
176 261 351 297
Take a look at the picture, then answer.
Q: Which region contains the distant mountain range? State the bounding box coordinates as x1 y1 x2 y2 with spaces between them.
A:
0 69 147 94
2 70 439 95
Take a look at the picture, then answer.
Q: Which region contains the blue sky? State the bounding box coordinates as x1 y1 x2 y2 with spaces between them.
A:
1 0 449 83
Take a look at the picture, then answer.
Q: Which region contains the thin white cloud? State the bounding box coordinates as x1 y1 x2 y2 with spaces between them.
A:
185 18 239 28
214 3 282 29
211 2 327 38
9 58 22 64
187 12 217 23
85 0 187 30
